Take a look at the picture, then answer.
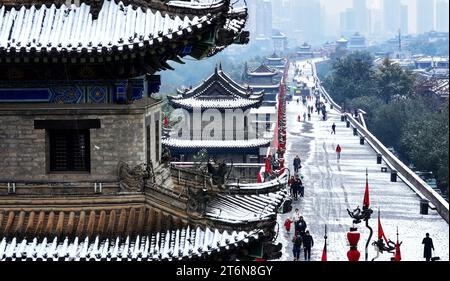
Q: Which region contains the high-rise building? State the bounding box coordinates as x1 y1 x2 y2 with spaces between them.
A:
417 0 435 34
272 0 284 22
288 0 323 45
401 4 409 34
369 9 383 37
340 8 357 37
353 0 368 35
247 0 273 40
436 0 449 32
383 0 401 37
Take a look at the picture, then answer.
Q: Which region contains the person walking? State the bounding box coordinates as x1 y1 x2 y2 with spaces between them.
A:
293 155 302 173
299 179 305 197
303 112 307 122
293 209 301 235
298 217 307 237
303 231 314 261
291 177 300 201
293 209 301 222
288 176 295 188
422 233 435 261
331 123 336 135
284 218 293 233
292 234 303 261
336 145 342 160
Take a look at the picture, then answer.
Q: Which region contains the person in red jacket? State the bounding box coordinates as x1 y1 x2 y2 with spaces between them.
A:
336 145 342 160
284 218 293 232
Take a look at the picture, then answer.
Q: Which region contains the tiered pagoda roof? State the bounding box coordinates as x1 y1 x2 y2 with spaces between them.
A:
0 0 249 79
299 42 312 50
271 30 287 40
265 52 285 70
266 52 284 62
242 63 280 92
247 63 277 77
168 66 264 110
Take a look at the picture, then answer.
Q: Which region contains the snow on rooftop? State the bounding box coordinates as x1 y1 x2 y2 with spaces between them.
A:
167 0 225 9
162 138 271 149
0 0 212 53
0 227 260 261
169 97 261 109
207 190 288 224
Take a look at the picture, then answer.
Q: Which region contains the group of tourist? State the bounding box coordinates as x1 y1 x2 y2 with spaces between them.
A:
289 174 304 201
315 100 327 121
284 209 314 261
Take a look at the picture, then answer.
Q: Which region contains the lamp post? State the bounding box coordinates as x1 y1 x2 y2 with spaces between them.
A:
347 169 373 261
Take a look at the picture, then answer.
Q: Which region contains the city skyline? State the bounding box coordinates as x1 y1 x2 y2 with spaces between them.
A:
264 0 449 43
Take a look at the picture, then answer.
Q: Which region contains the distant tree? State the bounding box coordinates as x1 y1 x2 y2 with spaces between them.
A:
400 102 449 191
376 58 416 104
323 51 377 105
347 95 384 124
407 38 449 56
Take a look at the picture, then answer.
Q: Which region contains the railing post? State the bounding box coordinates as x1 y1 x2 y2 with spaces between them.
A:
377 154 382 165
391 170 398 182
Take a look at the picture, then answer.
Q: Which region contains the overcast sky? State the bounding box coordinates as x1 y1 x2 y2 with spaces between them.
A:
319 0 418 33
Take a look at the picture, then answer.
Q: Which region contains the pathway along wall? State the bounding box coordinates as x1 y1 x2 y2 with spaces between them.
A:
313 60 449 224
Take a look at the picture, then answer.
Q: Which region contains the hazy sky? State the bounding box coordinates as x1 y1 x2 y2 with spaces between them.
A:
319 0 418 33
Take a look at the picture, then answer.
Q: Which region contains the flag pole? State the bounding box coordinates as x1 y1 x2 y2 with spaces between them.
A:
364 168 373 262
322 225 328 261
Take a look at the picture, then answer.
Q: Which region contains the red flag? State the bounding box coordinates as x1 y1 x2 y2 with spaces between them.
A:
257 171 263 183
321 243 327 261
377 215 389 244
394 229 402 261
394 241 402 261
363 177 370 209
265 158 272 175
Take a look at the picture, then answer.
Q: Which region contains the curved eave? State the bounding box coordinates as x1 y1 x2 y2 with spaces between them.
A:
162 138 271 149
0 0 247 66
247 72 277 77
266 57 284 61
167 0 226 10
0 0 230 20
249 85 279 89
0 11 216 58
168 99 263 111
173 70 254 101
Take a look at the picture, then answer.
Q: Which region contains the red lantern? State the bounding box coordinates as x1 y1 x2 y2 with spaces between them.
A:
347 228 361 262
347 249 361 262
347 230 360 246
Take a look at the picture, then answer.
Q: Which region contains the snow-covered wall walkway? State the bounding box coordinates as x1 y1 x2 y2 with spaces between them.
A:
275 59 449 262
